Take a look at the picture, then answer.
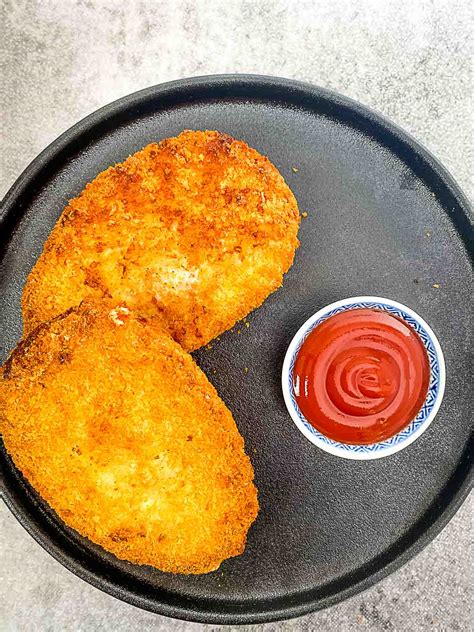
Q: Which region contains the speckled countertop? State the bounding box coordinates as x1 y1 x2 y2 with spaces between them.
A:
1 1 472 630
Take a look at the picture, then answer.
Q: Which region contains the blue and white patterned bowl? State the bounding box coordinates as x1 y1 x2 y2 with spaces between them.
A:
282 297 446 460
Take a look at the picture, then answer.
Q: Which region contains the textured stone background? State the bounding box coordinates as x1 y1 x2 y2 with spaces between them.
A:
1 1 472 630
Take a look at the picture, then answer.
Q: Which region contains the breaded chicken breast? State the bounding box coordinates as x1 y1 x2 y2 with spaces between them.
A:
22 130 300 350
0 302 258 574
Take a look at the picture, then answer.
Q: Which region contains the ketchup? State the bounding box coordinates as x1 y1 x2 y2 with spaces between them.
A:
293 309 430 444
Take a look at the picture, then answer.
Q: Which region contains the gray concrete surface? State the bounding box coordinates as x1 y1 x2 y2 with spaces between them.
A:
1 0 472 630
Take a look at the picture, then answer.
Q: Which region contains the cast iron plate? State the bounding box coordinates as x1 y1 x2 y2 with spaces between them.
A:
0 75 472 624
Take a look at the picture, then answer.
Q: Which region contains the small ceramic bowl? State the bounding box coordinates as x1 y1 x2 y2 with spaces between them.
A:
282 297 446 460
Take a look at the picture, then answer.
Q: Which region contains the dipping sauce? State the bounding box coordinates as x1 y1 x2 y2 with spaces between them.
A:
292 308 430 444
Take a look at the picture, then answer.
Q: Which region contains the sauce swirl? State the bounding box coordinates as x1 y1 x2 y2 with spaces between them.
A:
293 308 430 444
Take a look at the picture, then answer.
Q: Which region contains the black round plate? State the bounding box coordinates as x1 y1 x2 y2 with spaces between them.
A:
0 75 472 625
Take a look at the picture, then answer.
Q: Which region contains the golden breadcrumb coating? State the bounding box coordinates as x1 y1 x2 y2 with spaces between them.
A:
0 302 258 574
22 130 300 350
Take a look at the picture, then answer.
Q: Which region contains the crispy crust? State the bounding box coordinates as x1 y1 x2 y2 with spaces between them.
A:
22 130 300 350
0 302 259 574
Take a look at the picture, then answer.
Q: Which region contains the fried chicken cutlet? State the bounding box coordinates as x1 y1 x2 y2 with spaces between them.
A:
0 302 259 574
22 130 300 350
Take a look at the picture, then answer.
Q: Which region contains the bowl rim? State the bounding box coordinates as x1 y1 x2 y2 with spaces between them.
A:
281 296 446 460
